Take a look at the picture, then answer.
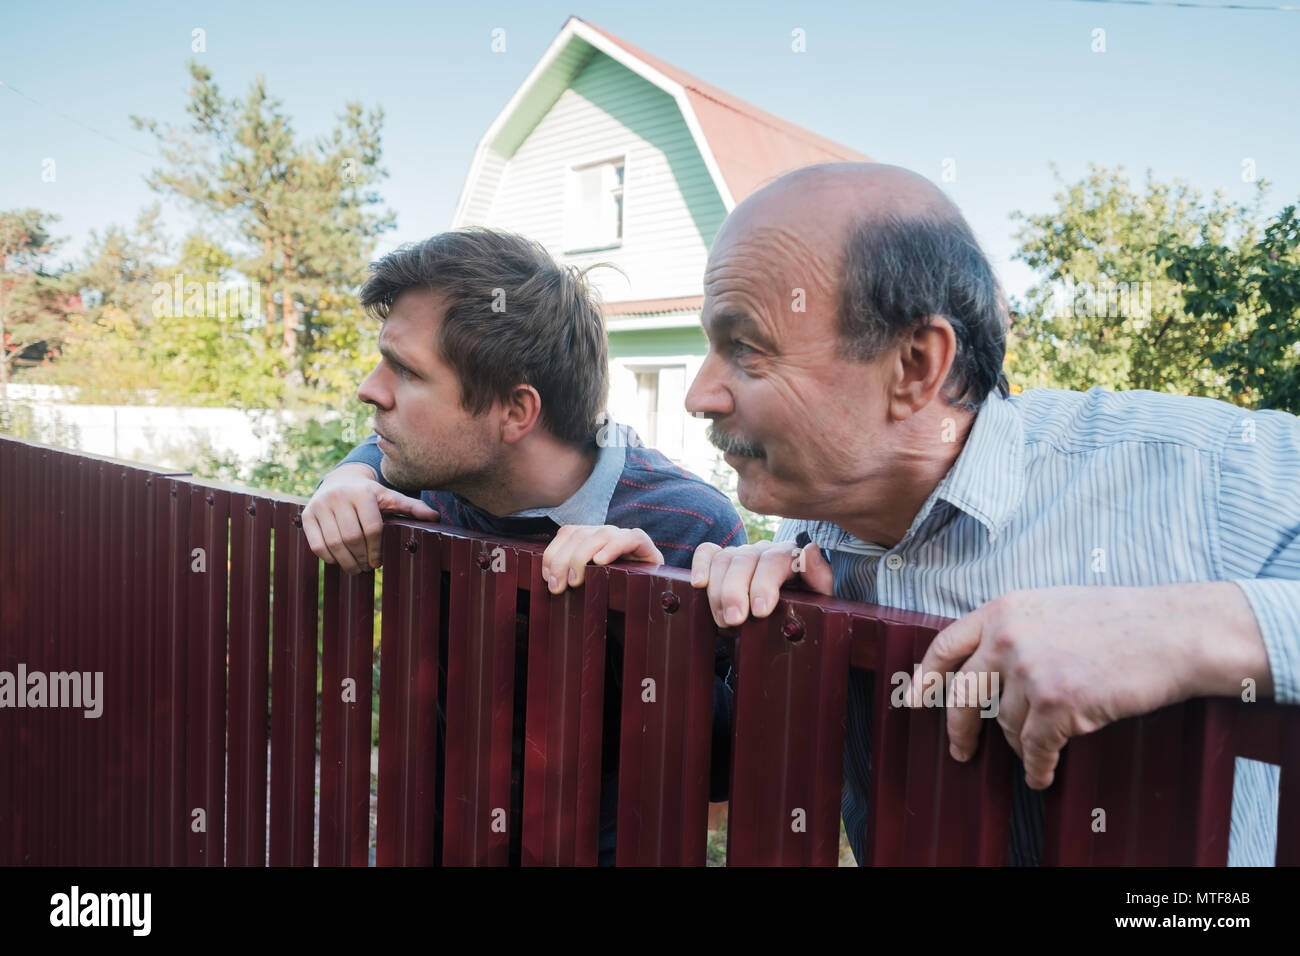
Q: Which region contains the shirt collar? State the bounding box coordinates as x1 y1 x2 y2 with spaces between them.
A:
921 388 1026 544
503 423 628 526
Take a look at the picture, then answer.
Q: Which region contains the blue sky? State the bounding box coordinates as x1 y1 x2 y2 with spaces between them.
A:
2 0 1297 300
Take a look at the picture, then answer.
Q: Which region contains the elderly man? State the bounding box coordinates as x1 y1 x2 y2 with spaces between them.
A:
686 162 1298 866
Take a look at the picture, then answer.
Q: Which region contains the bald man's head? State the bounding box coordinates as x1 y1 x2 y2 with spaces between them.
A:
718 162 960 250
709 162 1008 409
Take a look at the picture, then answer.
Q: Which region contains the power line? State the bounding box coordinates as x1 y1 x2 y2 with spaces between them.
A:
0 79 157 161
0 78 362 223
1057 0 1300 11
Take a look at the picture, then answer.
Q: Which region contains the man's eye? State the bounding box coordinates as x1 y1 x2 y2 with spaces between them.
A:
731 340 755 356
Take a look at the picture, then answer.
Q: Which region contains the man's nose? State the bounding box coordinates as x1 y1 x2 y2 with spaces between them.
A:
357 364 390 409
684 352 733 418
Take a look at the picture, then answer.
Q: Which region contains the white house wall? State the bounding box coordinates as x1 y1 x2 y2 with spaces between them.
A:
462 149 507 225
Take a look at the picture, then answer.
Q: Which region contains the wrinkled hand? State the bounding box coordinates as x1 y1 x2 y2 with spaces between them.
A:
542 524 664 594
908 583 1263 790
689 538 834 628
301 465 438 574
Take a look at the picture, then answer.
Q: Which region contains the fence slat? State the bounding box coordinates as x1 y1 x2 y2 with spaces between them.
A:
30 444 48 863
149 477 188 864
441 536 519 866
51 449 68 863
1045 722 1124 865
1135 706 1190 865
182 485 228 865
78 455 94 864
227 494 272 865
126 466 154 865
865 621 919 864
1182 699 1235 865
33 445 47 863
269 500 319 866
65 455 82 865
0 438 16 864
96 463 118 868
1279 709 1300 865
967 700 1015 866
319 562 375 866
52 451 71 864
727 601 849 866
520 555 608 867
376 523 443 866
857 621 909 868
901 624 949 864
615 574 713 866
81 457 99 864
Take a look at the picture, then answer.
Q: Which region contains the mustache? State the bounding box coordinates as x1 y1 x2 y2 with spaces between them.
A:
706 422 764 458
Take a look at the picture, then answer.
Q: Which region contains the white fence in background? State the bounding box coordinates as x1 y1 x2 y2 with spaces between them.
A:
0 384 303 474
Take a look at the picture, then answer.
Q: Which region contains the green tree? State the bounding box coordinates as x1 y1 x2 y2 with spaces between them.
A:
1009 164 1265 402
23 207 166 401
29 212 308 409
0 209 69 393
131 62 394 391
1157 204 1300 413
146 234 288 407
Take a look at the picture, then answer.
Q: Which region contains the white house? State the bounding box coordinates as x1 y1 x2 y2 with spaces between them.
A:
452 16 870 481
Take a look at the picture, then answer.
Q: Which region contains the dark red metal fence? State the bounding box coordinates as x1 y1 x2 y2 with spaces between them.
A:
1 434 1296 865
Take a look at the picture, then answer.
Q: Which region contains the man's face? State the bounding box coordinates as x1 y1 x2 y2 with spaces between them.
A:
684 218 894 521
356 288 502 493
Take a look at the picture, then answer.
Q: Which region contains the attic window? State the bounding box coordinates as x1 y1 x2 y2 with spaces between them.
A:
565 159 624 252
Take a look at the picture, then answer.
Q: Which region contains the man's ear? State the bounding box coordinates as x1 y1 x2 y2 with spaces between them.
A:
500 384 543 445
887 316 957 422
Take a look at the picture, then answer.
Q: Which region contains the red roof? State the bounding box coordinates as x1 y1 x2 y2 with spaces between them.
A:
601 295 704 316
579 18 872 204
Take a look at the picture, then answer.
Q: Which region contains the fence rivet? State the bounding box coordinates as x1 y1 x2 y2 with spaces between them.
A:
246 502 256 516
291 513 302 528
660 591 680 614
205 493 215 505
781 616 805 642
406 537 418 553
145 478 152 487
169 487 177 498
476 552 491 570
120 472 127 481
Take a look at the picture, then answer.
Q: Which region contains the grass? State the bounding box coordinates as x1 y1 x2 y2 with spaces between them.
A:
705 807 859 866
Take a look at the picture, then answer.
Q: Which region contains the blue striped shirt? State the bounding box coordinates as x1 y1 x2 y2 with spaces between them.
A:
775 386 1300 866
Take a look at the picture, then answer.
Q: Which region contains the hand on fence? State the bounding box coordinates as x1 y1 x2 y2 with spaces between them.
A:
689 535 834 629
542 524 665 594
910 582 1272 790
301 464 438 574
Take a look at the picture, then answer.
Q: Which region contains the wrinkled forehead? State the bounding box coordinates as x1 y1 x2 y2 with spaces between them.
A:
703 215 843 328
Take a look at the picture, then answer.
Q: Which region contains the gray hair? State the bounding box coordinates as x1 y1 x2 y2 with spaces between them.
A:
838 212 1010 411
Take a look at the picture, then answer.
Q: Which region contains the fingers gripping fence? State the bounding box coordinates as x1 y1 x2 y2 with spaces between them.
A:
1 435 1297 865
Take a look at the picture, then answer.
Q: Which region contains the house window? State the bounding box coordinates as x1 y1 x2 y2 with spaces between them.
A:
566 159 624 252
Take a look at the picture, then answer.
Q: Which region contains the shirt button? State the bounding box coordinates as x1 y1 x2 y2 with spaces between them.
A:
885 554 905 571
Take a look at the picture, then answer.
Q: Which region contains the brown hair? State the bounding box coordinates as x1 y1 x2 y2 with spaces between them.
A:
360 228 609 446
